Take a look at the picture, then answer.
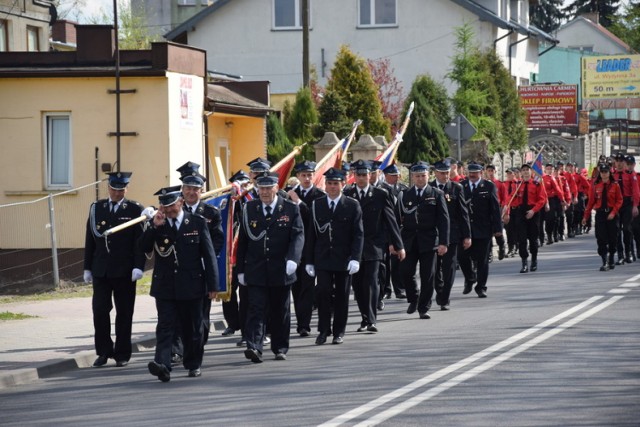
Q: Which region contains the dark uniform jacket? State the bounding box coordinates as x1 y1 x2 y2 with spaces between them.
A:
139 212 219 300
305 195 364 271
236 197 304 286
461 179 503 239
187 202 224 255
430 180 471 244
84 198 145 278
343 185 403 261
397 186 450 252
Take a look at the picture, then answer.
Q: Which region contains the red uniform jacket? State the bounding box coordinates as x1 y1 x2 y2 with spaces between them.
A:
560 171 577 200
572 172 591 195
584 180 623 220
611 169 640 205
509 178 547 212
542 175 565 202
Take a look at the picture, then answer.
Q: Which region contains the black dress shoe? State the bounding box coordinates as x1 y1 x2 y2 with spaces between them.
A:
625 256 634 264
476 289 487 298
419 312 431 319
530 261 537 272
92 355 109 368
384 292 392 299
367 324 378 333
332 336 344 345
299 328 310 337
407 302 417 314
357 325 368 332
463 281 474 295
520 263 529 273
115 360 128 367
315 333 327 345
377 300 385 311
600 264 609 271
615 258 625 266
188 368 201 377
498 246 506 260
236 338 247 347
395 293 407 299
440 305 450 311
244 348 263 363
275 353 287 361
148 361 170 382
222 327 236 336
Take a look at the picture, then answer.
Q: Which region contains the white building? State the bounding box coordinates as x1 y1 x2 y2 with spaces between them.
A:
163 0 556 108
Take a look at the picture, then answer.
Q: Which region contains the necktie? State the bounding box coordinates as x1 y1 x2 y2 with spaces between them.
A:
360 190 365 200
330 200 335 212
522 182 529 207
186 206 193 213
471 183 476 192
417 188 422 198
110 201 116 213
438 184 444 190
601 183 608 210
265 205 272 219
301 189 307 199
171 219 178 234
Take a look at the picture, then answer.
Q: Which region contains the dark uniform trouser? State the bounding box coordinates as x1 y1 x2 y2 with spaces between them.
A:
516 208 539 260
545 197 562 240
616 199 634 258
92 277 136 361
352 260 381 327
595 210 619 259
316 270 350 338
401 248 437 313
631 209 640 256
222 270 249 335
574 193 586 233
566 203 575 236
459 237 491 291
154 297 203 371
246 285 290 355
506 207 518 251
390 254 405 296
435 243 459 307
379 249 391 301
291 264 315 333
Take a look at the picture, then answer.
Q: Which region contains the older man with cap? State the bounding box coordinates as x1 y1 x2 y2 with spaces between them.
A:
140 186 219 381
459 162 502 298
505 163 547 273
430 160 471 310
345 159 405 332
236 171 304 362
287 160 326 337
176 161 224 351
397 161 449 318
84 171 145 368
379 163 409 299
306 167 364 345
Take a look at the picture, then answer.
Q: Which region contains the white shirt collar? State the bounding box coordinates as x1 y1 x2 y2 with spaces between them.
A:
356 185 370 195
328 194 342 206
173 210 185 228
186 201 200 211
263 196 278 212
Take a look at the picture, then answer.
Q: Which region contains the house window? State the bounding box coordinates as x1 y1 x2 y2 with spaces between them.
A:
0 20 7 52
273 0 308 29
358 0 396 27
27 26 39 51
177 0 196 5
45 114 72 188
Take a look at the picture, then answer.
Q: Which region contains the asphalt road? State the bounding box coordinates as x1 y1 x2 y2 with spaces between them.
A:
1 234 639 426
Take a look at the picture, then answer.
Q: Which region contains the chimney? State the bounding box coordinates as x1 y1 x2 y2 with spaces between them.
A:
581 12 600 25
75 25 115 63
51 20 77 45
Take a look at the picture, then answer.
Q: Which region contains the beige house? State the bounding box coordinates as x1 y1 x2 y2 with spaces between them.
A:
0 0 54 52
0 24 269 289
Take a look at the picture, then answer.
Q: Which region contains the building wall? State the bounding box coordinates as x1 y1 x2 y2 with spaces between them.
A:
0 74 205 248
0 0 51 51
183 0 538 98
557 21 625 55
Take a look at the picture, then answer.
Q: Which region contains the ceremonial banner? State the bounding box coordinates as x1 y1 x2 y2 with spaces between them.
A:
205 193 234 301
313 120 362 189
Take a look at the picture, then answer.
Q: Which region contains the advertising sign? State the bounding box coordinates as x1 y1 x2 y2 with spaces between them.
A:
519 84 578 128
582 54 640 99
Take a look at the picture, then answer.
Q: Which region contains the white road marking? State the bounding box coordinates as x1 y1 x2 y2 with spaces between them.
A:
627 273 640 281
357 296 624 427
319 296 604 427
608 289 631 294
619 282 640 288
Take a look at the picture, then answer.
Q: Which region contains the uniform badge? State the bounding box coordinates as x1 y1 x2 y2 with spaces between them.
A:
251 220 257 228
184 218 189 225
101 221 106 225
445 194 451 202
159 246 165 251
164 238 169 244
408 202 413 206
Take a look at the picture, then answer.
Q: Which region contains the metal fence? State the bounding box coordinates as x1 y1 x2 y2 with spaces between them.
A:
0 180 106 294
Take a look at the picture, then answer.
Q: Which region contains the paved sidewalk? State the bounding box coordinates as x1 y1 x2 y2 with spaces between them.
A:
0 294 226 389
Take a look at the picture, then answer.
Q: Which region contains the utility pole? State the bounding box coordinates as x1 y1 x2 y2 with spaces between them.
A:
302 0 310 88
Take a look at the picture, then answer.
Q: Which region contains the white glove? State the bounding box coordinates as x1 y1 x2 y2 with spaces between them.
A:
83 270 93 284
238 273 246 286
347 260 360 275
141 206 156 219
305 264 316 278
131 268 144 282
286 260 297 276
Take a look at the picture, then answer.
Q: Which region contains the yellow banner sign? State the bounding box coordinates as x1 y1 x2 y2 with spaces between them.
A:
582 54 640 99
